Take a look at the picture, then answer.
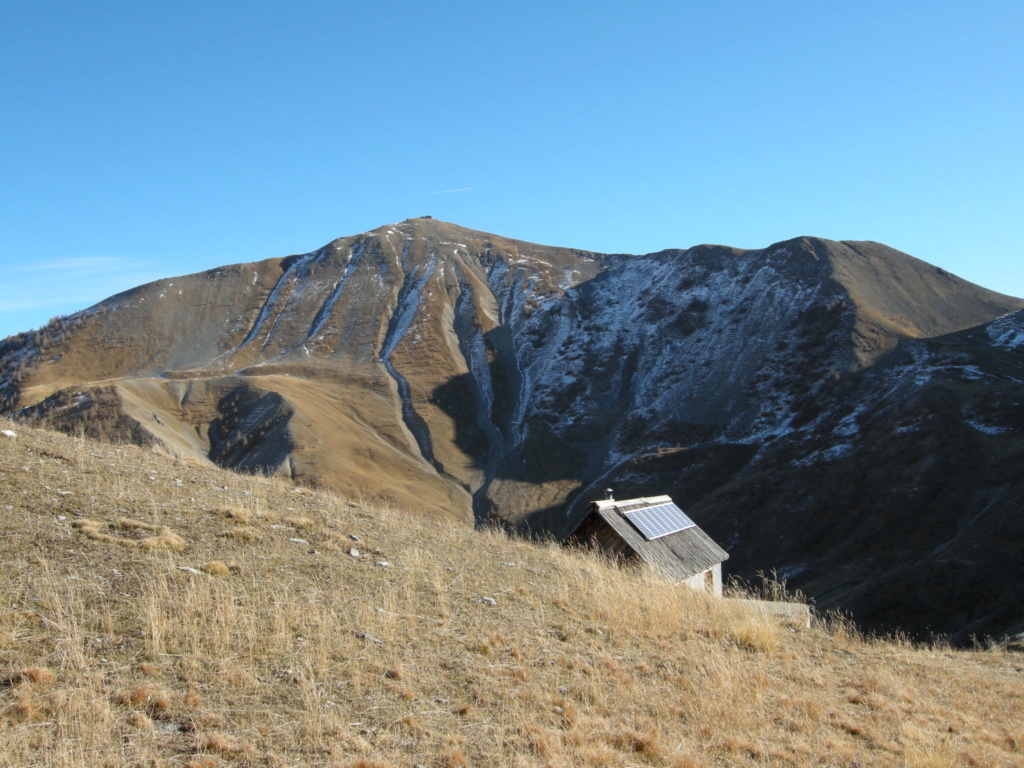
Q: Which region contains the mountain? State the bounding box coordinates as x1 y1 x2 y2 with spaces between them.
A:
3 218 1023 642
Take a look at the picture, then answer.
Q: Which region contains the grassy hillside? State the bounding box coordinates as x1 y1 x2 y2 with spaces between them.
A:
1 417 1021 768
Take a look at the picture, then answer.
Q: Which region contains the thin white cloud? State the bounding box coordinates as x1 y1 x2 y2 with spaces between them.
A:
2 297 91 312
10 256 133 274
425 186 474 195
0 256 166 314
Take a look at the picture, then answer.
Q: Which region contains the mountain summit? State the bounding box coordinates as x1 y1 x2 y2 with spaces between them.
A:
3 219 1023 642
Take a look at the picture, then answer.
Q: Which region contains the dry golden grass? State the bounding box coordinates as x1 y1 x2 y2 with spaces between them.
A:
73 516 187 551
200 560 231 576
724 611 782 653
20 666 56 686
1 415 1022 767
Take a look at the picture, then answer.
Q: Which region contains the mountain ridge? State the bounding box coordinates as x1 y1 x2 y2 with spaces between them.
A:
3 219 1023 641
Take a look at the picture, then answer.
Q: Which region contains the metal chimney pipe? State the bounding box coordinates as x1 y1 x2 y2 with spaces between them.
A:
604 488 615 501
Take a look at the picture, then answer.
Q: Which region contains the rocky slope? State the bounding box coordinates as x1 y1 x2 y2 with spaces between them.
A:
3 218 1023 642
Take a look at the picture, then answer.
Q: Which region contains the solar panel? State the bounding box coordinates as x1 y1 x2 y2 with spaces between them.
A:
622 502 696 540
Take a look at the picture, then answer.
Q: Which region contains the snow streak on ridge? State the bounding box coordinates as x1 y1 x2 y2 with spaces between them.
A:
380 253 441 470
238 251 318 349
307 241 367 341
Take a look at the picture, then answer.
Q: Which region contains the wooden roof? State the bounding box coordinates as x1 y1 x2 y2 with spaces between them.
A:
570 495 729 581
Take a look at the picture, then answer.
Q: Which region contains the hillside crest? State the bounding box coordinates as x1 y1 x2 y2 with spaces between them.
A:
3 415 1022 766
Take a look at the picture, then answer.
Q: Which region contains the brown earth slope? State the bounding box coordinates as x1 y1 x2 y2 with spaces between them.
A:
2 417 1023 767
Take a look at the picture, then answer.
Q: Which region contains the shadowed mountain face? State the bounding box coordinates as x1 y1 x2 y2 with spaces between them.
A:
3 218 1023 642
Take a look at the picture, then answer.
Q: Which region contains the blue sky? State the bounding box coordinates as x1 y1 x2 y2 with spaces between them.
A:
2 0 1021 339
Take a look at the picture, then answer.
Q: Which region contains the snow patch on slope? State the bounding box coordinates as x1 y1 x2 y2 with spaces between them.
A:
987 312 1024 349
481 244 854 484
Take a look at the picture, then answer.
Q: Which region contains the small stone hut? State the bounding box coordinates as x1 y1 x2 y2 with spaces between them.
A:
566 492 729 595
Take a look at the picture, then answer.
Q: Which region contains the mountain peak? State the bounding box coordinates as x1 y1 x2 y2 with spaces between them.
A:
4 224 1024 643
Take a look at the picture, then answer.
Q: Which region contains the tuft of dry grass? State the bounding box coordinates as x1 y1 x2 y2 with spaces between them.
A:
121 684 171 711
200 560 231 576
2 416 1023 767
128 711 152 729
725 611 782 652
218 505 251 523
20 666 56 686
195 730 251 756
73 517 186 551
222 524 263 542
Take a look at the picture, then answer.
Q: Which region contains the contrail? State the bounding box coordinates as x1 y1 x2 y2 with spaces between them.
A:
425 186 473 195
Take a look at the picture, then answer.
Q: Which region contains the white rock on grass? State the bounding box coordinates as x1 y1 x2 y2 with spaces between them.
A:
1 430 16 438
